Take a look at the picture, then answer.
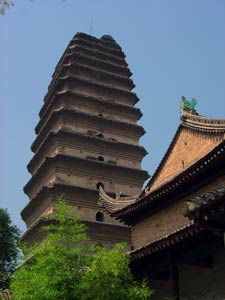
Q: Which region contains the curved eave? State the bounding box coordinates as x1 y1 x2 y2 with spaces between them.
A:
32 107 145 152
181 112 225 133
98 186 138 214
113 140 225 224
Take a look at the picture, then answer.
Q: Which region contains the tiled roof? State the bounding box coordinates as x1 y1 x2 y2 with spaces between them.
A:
99 139 225 224
143 111 225 195
130 223 200 261
185 186 225 217
181 111 225 133
98 186 138 213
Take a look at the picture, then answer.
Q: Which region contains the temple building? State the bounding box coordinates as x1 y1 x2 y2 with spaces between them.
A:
21 33 149 247
20 32 225 299
100 103 225 300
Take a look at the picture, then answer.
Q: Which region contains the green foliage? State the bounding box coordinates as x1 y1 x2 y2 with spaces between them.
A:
10 197 152 299
0 208 20 289
80 244 152 300
0 0 14 15
10 197 91 300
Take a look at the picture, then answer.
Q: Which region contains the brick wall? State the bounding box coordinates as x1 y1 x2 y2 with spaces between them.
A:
151 128 222 191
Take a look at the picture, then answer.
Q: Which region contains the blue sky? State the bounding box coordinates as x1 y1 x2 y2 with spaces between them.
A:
1 0 225 231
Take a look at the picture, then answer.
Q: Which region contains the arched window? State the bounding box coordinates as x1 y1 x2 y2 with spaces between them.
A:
96 182 104 190
96 211 104 222
97 133 104 138
98 113 103 117
98 156 104 162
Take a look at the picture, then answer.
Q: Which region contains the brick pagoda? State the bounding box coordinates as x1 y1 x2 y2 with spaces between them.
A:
21 33 149 247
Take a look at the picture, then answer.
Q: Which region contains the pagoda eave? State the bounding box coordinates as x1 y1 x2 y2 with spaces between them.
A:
56 61 135 90
39 88 139 122
66 44 127 67
74 32 123 51
24 153 150 197
28 130 148 174
52 51 131 81
32 108 145 153
21 183 102 223
44 73 139 107
69 38 125 59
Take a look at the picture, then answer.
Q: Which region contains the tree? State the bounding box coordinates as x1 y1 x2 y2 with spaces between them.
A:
10 198 152 299
0 208 20 289
80 244 152 300
0 1 14 15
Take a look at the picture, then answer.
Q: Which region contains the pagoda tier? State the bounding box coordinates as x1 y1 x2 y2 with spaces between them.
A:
27 130 147 175
21 183 137 229
21 217 131 248
51 62 135 91
36 91 142 134
48 51 132 95
44 73 139 110
22 33 149 247
31 107 145 152
24 154 148 200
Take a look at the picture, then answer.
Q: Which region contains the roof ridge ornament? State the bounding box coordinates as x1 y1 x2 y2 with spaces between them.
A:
180 96 198 116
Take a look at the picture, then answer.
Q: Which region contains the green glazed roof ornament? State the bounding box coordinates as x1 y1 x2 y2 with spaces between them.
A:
180 96 197 115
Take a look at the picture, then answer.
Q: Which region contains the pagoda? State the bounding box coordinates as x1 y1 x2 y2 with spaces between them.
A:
21 33 149 247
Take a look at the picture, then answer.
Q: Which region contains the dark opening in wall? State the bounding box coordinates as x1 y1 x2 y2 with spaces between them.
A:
97 133 104 138
95 243 103 248
98 113 103 117
96 211 104 222
96 182 104 190
98 156 104 162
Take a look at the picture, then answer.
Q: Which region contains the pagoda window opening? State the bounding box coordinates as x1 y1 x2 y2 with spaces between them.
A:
97 133 104 138
95 243 103 249
98 156 104 162
98 113 103 117
96 211 104 222
96 182 104 190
